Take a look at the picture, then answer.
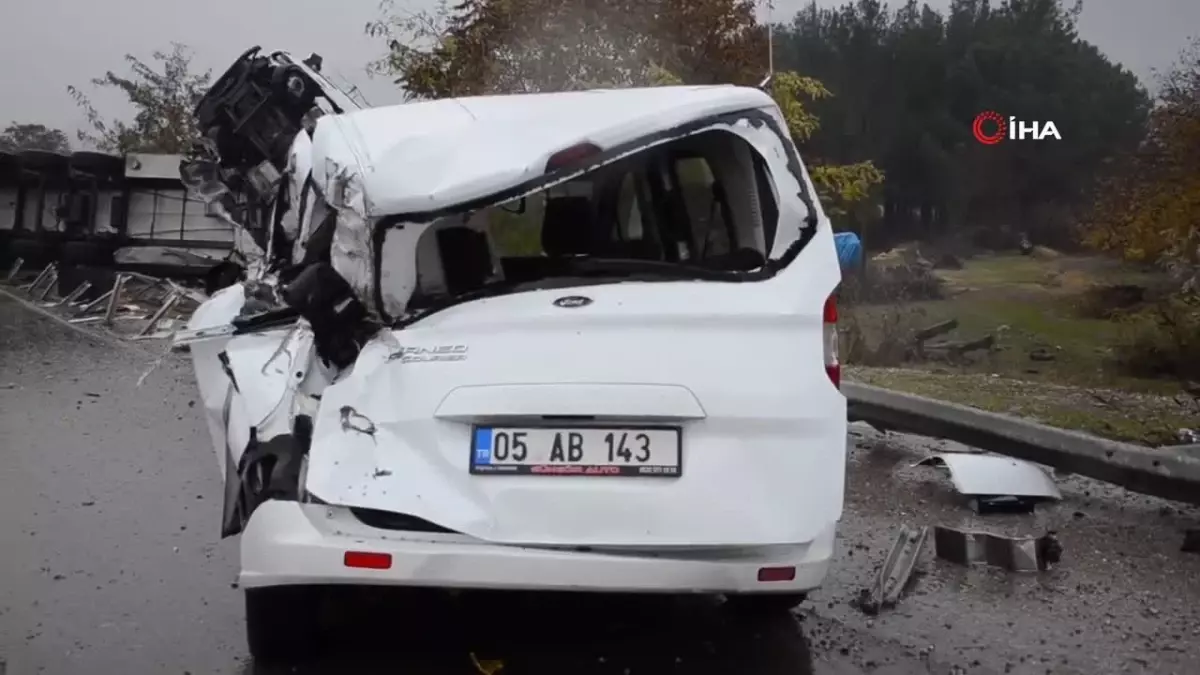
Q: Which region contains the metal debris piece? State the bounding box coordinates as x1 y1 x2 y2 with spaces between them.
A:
855 525 929 615
70 314 147 325
933 525 1062 572
916 453 1060 513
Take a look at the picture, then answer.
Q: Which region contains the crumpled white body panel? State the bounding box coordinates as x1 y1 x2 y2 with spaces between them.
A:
302 223 845 547
185 85 845 552
320 102 821 320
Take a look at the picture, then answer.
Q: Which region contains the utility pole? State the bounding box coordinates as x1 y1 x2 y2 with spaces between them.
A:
760 0 775 90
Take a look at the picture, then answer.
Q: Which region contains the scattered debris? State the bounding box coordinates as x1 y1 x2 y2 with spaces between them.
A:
1029 347 1056 362
3 263 203 342
906 318 995 364
854 525 929 615
916 453 1061 513
933 525 1062 572
339 406 377 437
914 319 959 344
925 335 997 360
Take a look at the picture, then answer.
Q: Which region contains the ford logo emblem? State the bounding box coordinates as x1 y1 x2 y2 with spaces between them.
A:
553 295 592 308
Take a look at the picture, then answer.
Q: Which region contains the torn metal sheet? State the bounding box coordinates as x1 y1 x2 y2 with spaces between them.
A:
854 525 929 615
916 453 1060 513
322 94 820 320
933 525 1062 572
114 246 229 268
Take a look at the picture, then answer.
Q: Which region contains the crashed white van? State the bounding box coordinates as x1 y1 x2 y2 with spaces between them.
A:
179 48 846 662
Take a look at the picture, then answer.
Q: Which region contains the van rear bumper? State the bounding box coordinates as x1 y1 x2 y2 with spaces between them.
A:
239 501 836 594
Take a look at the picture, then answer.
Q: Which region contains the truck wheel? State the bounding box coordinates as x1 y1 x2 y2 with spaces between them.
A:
722 592 808 616
244 586 322 664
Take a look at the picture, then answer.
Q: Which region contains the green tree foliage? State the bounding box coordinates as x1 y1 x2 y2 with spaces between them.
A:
366 0 883 215
366 0 766 96
0 123 70 153
774 0 1151 247
68 43 210 154
1085 39 1200 291
770 71 884 217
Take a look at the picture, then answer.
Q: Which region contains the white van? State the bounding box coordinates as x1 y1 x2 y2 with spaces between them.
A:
182 82 846 663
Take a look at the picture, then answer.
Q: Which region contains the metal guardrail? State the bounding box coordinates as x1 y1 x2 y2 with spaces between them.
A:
845 381 1200 506
2 257 199 340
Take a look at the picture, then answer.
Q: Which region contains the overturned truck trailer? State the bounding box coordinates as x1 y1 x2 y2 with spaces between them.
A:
179 46 848 663
0 147 244 296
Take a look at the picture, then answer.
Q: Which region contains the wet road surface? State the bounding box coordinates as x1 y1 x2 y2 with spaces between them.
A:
1 292 1198 674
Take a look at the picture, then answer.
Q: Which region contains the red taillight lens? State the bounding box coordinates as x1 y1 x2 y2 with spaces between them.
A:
545 142 602 172
823 294 840 388
823 294 838 323
343 551 392 570
757 566 797 582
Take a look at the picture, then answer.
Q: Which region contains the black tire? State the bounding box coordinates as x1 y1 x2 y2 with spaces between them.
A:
722 592 808 616
244 586 322 664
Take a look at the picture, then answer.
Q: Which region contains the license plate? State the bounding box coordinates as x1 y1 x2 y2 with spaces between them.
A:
470 426 682 477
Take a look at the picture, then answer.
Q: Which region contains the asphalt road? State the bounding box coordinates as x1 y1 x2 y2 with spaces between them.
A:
2 291 1198 675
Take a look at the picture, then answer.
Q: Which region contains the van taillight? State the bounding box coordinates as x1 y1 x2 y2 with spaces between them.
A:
823 295 840 388
545 142 602 172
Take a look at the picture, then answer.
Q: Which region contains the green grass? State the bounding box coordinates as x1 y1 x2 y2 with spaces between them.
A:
844 252 1193 443
847 366 1193 445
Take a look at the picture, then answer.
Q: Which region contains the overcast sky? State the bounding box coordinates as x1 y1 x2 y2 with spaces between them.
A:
1 0 1195 140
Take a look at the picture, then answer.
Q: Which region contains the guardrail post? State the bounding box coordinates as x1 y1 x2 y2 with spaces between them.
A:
104 274 128 326
55 281 92 307
136 291 180 338
4 257 23 283
34 269 59 302
74 287 114 318
21 262 55 292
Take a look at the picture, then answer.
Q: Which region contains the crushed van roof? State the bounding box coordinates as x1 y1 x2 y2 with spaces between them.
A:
309 85 780 217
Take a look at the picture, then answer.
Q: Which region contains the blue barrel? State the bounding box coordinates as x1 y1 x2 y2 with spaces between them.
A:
834 232 863 271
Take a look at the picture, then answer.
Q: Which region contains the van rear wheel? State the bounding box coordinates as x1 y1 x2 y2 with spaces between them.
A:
722 592 807 616
244 586 322 664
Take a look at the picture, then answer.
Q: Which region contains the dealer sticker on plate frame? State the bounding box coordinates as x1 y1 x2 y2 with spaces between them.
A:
470 426 682 477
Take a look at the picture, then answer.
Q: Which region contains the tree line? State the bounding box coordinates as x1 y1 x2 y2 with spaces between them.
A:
1 0 1194 289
